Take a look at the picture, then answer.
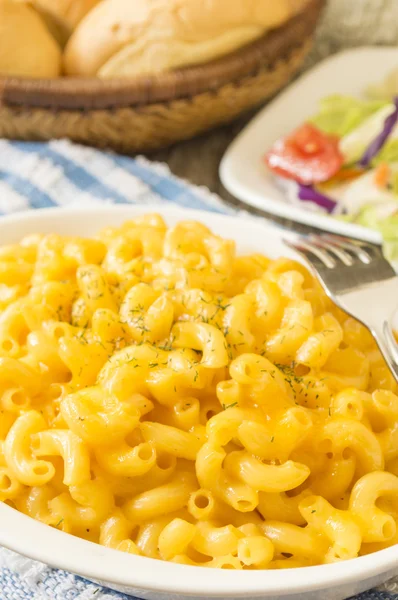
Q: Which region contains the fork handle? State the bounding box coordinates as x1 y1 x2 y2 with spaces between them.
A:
369 320 398 382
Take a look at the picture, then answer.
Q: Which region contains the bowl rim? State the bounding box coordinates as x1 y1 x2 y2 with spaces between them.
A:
0 0 324 110
0 204 397 597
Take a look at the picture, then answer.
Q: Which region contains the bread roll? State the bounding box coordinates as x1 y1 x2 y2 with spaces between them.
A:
24 0 102 46
0 1 61 78
33 0 102 30
64 0 310 78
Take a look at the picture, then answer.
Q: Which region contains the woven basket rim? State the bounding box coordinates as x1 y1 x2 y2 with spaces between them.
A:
0 0 324 110
0 40 312 152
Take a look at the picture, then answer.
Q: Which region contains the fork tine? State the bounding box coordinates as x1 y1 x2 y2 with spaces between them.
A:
284 238 336 269
320 234 374 264
308 235 354 266
286 232 398 383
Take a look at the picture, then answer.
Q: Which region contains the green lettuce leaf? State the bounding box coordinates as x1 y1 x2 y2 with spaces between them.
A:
310 95 387 138
378 214 398 261
372 138 398 165
354 205 398 262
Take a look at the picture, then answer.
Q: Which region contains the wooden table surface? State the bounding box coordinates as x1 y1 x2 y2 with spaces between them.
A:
153 116 248 207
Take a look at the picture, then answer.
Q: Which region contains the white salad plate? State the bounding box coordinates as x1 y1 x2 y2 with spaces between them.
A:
0 205 397 600
220 46 398 242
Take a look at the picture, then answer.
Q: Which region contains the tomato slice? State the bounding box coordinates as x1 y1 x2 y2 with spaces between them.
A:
264 123 344 185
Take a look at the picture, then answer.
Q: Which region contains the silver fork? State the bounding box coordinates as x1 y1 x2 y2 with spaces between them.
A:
285 233 398 382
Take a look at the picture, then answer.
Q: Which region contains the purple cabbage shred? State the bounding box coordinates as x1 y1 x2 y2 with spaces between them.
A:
297 184 337 214
359 97 398 168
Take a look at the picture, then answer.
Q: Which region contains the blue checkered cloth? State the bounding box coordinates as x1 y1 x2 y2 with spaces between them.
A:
0 139 396 600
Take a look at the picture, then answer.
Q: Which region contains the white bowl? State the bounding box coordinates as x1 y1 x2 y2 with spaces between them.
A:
0 205 397 600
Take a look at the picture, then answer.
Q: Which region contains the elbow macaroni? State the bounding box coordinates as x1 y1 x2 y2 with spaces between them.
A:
0 214 397 569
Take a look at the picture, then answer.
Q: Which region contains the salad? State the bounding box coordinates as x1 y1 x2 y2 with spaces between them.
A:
264 71 398 261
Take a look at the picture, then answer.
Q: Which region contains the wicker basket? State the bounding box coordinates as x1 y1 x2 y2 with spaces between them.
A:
0 0 324 152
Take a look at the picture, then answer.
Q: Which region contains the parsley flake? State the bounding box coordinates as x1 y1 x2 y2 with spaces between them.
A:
222 402 238 410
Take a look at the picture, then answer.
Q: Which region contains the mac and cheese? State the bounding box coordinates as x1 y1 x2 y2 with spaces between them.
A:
0 214 397 569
